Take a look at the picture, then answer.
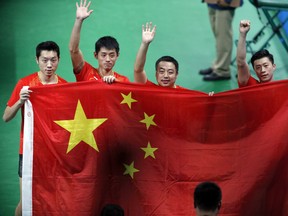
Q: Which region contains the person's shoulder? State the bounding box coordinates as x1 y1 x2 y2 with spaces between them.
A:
145 79 157 86
114 72 130 82
18 72 38 83
176 85 187 89
238 75 259 88
57 75 68 83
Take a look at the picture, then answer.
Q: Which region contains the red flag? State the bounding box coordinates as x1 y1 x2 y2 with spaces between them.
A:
22 81 288 216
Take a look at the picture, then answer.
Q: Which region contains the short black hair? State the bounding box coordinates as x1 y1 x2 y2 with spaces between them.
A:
194 181 222 211
36 41 60 59
155 56 179 74
251 49 274 68
100 204 124 216
95 36 120 55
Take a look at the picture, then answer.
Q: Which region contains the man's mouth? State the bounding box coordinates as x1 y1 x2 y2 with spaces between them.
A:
161 80 169 84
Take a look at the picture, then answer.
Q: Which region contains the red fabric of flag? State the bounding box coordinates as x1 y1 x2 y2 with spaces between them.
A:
22 80 288 216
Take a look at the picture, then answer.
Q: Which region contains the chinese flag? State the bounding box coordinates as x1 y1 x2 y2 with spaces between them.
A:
22 81 288 216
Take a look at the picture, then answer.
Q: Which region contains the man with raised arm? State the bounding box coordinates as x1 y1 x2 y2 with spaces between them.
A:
69 0 129 84
237 20 276 87
134 22 184 89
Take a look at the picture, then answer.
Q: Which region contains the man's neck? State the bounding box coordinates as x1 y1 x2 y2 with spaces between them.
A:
38 72 58 84
98 68 114 77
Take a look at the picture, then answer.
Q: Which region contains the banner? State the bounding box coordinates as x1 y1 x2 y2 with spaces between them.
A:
23 81 288 216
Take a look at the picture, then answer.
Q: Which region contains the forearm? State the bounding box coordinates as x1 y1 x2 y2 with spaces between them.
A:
3 100 22 122
134 42 150 71
69 18 83 53
237 33 250 84
236 33 248 67
134 42 150 83
69 18 85 72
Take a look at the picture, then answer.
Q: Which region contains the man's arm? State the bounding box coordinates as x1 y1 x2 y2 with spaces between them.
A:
237 20 251 86
69 0 93 74
134 22 156 84
3 87 31 122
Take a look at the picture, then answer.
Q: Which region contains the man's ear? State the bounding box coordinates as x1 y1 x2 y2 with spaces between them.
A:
94 52 98 59
35 57 39 64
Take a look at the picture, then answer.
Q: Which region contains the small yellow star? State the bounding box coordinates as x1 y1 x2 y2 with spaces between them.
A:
120 92 137 109
123 161 139 179
54 100 107 153
140 112 157 130
141 142 158 159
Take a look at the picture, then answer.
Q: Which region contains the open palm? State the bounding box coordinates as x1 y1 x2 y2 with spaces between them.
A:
76 0 93 20
142 22 156 43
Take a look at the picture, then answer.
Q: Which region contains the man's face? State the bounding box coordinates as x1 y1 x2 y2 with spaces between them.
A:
36 50 59 77
195 207 219 216
95 47 118 72
253 57 276 83
155 61 178 88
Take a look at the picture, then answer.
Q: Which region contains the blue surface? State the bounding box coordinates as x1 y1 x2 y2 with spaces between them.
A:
279 11 288 36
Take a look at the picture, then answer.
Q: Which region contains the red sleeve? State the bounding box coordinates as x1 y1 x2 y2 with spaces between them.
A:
75 62 101 82
7 79 25 107
238 76 259 88
115 73 130 83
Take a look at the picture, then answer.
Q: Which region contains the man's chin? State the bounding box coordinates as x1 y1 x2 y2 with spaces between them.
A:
260 76 272 83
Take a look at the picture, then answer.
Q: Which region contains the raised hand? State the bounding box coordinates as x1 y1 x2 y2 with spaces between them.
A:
239 20 251 35
76 0 93 20
142 22 156 44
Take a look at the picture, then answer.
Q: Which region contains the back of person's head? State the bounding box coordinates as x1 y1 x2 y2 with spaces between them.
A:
36 41 60 59
251 49 274 68
194 181 222 213
100 204 124 216
95 36 120 55
155 56 179 74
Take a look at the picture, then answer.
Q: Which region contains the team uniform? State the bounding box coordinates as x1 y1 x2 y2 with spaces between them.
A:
238 75 260 88
75 61 129 82
6 72 67 176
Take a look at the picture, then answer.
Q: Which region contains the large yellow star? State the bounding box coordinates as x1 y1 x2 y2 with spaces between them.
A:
140 112 157 130
120 92 137 109
54 100 107 153
123 161 139 179
141 142 158 159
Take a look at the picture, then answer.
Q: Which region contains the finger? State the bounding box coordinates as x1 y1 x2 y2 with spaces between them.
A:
87 1 91 8
152 25 156 33
149 22 152 30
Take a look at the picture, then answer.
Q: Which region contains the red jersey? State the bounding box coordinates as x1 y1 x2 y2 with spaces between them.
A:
7 72 67 154
238 75 260 88
75 61 130 83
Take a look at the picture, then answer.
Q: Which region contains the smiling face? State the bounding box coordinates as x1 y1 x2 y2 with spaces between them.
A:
253 57 276 83
36 50 59 77
155 61 178 88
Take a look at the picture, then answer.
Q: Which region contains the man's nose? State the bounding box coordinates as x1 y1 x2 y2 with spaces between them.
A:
47 60 52 67
105 55 111 61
